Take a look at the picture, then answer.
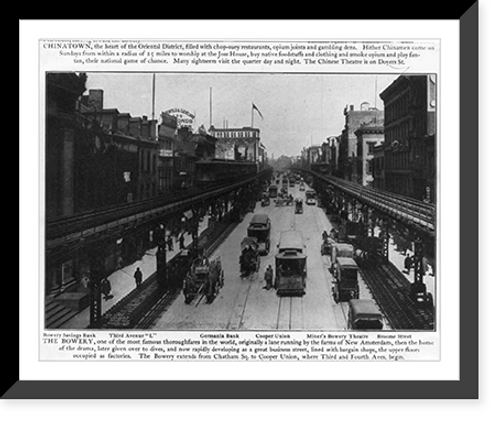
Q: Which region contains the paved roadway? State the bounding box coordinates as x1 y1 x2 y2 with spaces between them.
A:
153 182 377 331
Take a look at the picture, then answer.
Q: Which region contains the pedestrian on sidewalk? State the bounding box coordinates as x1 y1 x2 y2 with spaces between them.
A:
179 233 185 250
404 253 412 274
134 267 143 288
167 235 173 251
101 278 112 300
116 255 124 269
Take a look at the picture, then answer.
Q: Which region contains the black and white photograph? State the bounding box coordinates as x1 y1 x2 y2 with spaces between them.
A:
44 69 436 334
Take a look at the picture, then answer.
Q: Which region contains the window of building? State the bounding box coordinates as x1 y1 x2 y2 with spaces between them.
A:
61 260 74 284
367 160 373 174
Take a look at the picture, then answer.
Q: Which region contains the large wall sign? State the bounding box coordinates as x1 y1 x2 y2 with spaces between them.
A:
166 108 195 129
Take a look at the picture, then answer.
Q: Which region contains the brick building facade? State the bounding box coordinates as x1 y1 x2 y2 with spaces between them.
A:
355 122 384 187
338 102 383 181
379 75 436 201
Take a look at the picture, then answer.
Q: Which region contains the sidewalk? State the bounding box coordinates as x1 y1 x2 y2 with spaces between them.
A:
60 215 210 329
387 236 436 299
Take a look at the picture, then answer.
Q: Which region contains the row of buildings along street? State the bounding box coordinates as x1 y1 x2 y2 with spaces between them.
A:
277 74 436 204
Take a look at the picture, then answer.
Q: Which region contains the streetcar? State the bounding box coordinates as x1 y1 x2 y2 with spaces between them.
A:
331 257 360 303
268 184 278 198
275 231 307 296
347 299 384 330
247 213 271 255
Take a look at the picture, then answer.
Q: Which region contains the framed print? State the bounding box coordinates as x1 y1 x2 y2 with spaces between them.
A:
10 8 478 400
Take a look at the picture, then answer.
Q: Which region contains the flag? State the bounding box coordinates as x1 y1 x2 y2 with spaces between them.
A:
252 103 264 119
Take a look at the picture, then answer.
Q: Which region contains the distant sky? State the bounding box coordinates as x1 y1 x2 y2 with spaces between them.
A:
84 72 399 157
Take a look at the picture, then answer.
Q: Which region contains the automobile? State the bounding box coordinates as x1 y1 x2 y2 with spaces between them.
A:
299 184 305 191
348 299 384 330
247 214 271 255
305 189 316 205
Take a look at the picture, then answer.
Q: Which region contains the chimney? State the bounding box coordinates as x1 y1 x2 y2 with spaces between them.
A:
141 116 150 138
129 117 141 137
150 119 157 140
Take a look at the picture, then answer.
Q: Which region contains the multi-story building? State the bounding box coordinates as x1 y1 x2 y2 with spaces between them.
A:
158 112 177 193
326 136 341 177
372 144 386 190
192 127 217 160
355 121 384 187
173 126 197 190
208 126 260 163
307 145 322 165
338 102 383 181
258 142 268 169
79 90 159 203
379 74 436 201
46 74 161 295
46 72 88 221
137 117 159 201
276 155 292 171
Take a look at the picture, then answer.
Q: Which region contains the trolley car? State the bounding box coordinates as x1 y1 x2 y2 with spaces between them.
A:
247 214 271 255
332 257 360 303
275 231 307 296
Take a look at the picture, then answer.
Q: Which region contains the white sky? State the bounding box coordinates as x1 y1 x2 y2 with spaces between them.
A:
84 72 399 157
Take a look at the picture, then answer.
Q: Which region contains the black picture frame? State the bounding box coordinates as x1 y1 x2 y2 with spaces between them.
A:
6 7 479 400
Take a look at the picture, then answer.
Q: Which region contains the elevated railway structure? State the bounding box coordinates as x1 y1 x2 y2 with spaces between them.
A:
300 170 435 270
45 169 271 328
300 170 435 236
300 169 436 330
48 173 435 332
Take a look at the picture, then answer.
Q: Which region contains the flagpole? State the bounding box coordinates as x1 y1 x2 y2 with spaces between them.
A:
152 73 156 121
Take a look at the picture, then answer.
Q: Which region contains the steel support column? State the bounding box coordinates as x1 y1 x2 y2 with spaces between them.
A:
413 238 424 285
88 247 104 328
190 208 200 255
155 224 167 288
382 221 390 262
362 205 371 236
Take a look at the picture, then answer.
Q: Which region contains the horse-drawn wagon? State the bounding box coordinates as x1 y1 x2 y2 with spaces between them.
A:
183 256 224 304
